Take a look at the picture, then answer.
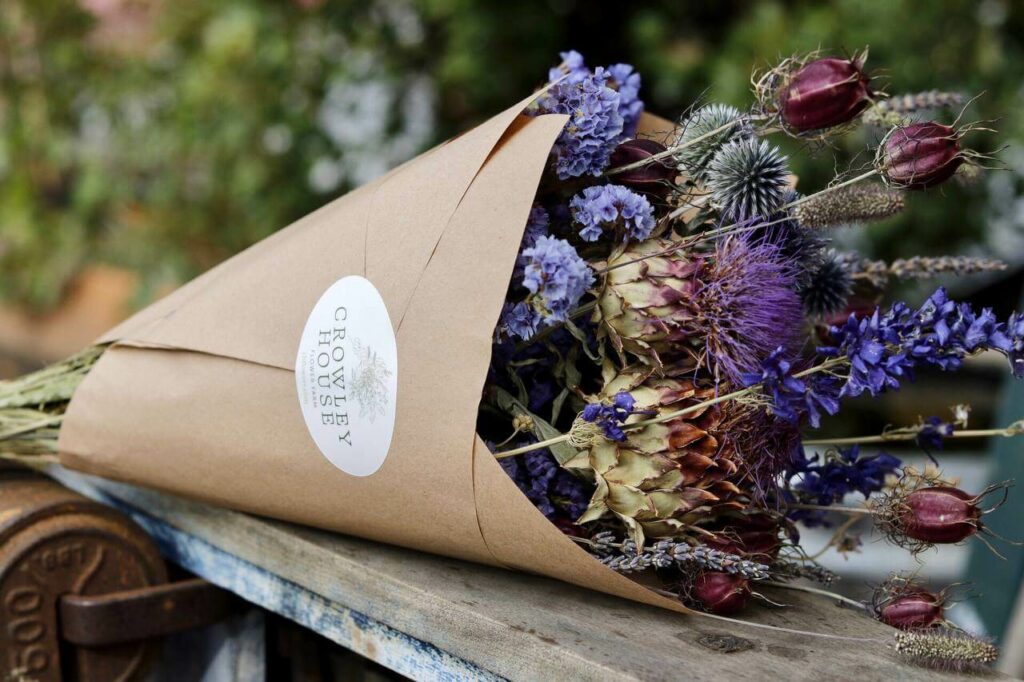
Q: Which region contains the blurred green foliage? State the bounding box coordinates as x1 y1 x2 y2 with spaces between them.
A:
1 0 1022 311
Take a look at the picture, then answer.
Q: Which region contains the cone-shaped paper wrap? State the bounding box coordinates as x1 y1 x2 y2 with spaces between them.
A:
58 93 691 613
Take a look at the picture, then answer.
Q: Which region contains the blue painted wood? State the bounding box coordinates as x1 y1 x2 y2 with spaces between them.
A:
49 468 999 681
55 473 501 682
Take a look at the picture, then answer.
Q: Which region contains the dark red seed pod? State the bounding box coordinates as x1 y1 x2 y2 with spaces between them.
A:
899 486 981 544
706 514 782 561
879 122 963 190
608 139 676 198
692 571 751 615
878 589 946 630
779 56 872 132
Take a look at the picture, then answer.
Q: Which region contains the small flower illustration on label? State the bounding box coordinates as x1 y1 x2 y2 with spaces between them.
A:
351 339 392 423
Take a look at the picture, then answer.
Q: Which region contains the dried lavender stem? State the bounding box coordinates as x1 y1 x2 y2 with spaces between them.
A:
573 533 771 580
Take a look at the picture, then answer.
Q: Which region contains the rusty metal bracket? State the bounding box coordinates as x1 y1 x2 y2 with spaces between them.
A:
60 578 240 647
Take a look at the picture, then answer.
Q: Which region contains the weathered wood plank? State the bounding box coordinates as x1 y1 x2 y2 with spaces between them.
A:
50 467 1010 682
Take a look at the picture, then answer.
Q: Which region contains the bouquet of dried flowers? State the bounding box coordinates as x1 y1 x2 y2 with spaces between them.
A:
478 49 1019 671
2 47 1021 673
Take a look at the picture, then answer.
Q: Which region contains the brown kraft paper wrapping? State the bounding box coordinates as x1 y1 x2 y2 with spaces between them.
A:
58 93 691 614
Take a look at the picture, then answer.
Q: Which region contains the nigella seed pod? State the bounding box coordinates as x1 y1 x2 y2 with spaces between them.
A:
877 122 963 190
879 591 944 629
899 486 980 544
706 514 782 561
691 571 751 615
609 139 676 199
877 588 946 630
779 55 872 132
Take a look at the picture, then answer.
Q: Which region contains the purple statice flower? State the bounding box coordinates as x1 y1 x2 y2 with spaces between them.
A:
569 184 655 242
785 446 902 525
498 302 541 341
548 49 588 84
548 51 643 138
521 235 595 324
538 69 625 179
916 416 953 453
605 63 644 137
514 205 551 278
500 448 592 521
696 237 805 385
581 391 637 442
741 347 839 428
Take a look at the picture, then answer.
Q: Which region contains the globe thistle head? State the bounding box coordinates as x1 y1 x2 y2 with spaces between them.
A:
706 137 790 220
744 193 829 285
800 253 853 318
674 104 753 181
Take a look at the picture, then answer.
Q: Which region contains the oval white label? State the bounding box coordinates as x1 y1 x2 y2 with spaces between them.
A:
295 276 398 476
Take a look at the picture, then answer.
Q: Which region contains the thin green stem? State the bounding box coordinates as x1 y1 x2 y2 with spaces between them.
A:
763 581 868 611
787 503 874 517
604 120 742 176
804 423 1024 447
0 415 63 441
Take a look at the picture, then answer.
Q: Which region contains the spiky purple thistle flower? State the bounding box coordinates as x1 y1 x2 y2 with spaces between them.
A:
693 238 806 385
599 236 805 384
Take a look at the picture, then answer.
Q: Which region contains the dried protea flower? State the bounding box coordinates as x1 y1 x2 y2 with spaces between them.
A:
705 137 790 219
877 480 1010 551
876 122 964 190
873 576 948 630
778 54 873 132
793 185 905 230
609 138 677 199
800 253 853 318
893 629 998 673
691 571 751 615
567 367 742 545
673 104 753 181
598 236 804 384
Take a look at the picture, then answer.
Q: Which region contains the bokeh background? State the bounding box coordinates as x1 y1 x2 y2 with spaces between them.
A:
3 0 1024 655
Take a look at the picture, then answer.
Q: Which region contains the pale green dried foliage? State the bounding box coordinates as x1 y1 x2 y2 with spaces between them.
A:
0 346 104 463
794 185 905 230
864 90 965 127
565 366 741 546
